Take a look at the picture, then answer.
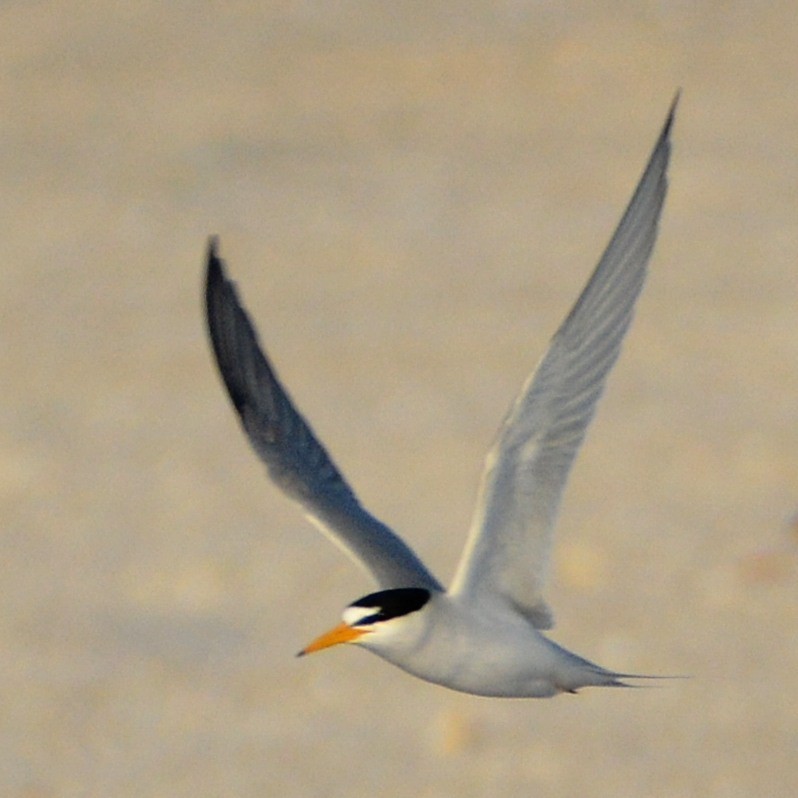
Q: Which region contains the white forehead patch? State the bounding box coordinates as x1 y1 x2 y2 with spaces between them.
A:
342 605 378 627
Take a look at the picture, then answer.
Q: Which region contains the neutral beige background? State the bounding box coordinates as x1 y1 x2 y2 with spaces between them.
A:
2 3 796 797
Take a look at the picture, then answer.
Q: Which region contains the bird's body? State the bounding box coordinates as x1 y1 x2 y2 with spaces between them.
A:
347 590 629 698
204 97 678 698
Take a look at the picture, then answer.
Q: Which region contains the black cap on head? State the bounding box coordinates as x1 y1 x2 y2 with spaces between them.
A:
349 588 431 625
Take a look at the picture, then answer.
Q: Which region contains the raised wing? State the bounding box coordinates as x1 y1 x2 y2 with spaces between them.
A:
450 97 677 627
205 241 442 592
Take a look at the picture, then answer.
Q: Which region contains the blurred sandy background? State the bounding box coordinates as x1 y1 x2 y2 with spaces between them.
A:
2 3 797 797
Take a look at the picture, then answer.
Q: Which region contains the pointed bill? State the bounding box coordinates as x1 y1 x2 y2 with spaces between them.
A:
297 622 367 657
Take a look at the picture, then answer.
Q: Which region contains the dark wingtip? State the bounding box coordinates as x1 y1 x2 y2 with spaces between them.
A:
661 90 680 142
203 236 252 417
206 235 223 282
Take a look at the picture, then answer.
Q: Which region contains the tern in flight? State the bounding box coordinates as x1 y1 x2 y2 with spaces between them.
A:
205 98 676 697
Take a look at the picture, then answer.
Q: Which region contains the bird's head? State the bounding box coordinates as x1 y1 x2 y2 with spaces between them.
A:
298 587 432 656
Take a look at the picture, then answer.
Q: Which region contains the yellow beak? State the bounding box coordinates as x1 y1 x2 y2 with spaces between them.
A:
297 622 367 657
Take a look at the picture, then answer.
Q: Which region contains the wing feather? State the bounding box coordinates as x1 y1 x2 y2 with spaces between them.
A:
450 97 677 627
205 242 442 592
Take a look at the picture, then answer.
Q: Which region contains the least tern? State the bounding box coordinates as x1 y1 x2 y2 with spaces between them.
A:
205 98 676 697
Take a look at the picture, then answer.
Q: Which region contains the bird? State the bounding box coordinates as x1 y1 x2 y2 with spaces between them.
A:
204 97 677 698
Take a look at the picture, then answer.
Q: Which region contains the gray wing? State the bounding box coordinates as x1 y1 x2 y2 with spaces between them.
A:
450 97 677 627
205 241 442 592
